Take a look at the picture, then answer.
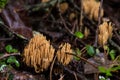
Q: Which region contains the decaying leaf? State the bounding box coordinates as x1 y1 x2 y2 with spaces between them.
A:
1 3 33 39
57 43 73 65
83 0 104 21
23 33 55 73
98 21 113 46
84 53 110 74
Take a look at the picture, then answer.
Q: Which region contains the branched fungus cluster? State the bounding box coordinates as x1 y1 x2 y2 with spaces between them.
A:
83 0 104 21
57 43 73 65
98 21 113 46
23 33 73 73
23 34 55 73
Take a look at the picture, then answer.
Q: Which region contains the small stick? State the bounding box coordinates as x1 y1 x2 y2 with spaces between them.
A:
94 0 103 47
0 53 20 60
66 52 98 68
73 72 78 80
79 0 83 31
57 1 73 35
109 39 120 52
59 14 73 35
50 55 57 80
64 67 87 80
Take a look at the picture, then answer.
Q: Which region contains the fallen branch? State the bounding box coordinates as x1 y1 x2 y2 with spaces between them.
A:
0 53 20 60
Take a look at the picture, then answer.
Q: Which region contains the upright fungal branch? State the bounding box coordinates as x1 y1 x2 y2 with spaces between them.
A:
23 34 55 73
98 21 113 46
57 43 73 65
83 0 104 21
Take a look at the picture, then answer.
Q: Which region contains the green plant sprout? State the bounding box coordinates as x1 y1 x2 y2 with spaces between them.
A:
0 45 20 72
5 45 18 53
0 0 8 8
74 48 81 61
104 45 116 60
86 45 95 56
74 31 84 39
98 66 120 77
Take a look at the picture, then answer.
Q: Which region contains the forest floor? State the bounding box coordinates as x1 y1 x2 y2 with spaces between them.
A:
0 0 120 80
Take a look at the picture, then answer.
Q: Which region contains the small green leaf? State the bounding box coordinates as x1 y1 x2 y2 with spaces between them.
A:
74 56 80 61
103 45 109 52
109 50 116 60
5 45 18 53
0 61 6 66
0 0 8 8
98 66 106 73
111 66 120 71
76 48 81 55
5 45 13 53
99 66 112 77
86 45 95 56
11 49 18 53
7 56 20 67
74 31 84 39
96 48 100 54
8 73 14 80
74 48 81 61
106 69 112 76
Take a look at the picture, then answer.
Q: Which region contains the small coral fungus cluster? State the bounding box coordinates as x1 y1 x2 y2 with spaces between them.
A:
98 21 113 46
83 0 104 21
23 33 73 73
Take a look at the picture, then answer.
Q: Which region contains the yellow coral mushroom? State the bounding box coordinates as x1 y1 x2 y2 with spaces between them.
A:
57 43 73 65
98 21 113 46
23 33 55 73
83 0 104 21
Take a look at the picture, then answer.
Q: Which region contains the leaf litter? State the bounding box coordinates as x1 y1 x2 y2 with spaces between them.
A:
0 0 120 80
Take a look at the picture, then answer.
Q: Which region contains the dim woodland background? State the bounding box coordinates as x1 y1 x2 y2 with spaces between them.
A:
0 0 120 80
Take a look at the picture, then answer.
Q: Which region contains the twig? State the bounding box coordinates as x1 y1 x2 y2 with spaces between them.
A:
50 55 57 80
66 52 98 68
114 29 120 41
73 72 78 80
0 22 14 36
71 20 77 33
0 36 14 41
57 0 73 35
79 0 83 31
25 0 57 12
59 14 73 35
0 53 20 60
94 0 103 47
94 73 99 80
58 74 64 80
0 22 29 41
64 67 87 80
76 38 86 46
109 39 120 52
